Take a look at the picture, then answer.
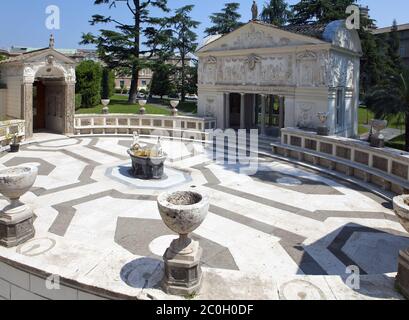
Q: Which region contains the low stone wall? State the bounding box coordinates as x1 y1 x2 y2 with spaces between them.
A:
0 258 112 300
74 114 217 141
274 128 409 195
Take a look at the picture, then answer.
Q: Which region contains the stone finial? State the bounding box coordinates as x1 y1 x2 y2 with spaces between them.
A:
251 1 258 21
49 34 55 49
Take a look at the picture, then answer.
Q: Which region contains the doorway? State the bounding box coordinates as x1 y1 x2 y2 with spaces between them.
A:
33 81 46 131
229 93 241 128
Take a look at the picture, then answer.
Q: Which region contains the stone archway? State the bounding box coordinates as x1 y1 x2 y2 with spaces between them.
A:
21 55 75 138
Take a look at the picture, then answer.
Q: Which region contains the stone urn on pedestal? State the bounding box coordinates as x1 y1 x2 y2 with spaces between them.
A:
170 100 180 117
0 166 38 247
157 190 209 296
393 195 409 298
370 119 387 148
101 99 110 114
138 99 147 115
317 112 329 136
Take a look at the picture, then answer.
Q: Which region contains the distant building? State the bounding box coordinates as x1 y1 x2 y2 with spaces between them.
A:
373 23 409 67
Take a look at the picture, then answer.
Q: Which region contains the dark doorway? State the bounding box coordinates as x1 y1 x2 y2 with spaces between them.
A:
229 93 241 128
33 81 46 130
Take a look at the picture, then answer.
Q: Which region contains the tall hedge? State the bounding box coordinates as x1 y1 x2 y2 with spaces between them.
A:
75 61 102 107
101 67 115 99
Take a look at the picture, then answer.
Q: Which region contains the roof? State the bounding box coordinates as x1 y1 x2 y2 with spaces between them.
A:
373 23 409 35
0 47 76 65
197 19 361 54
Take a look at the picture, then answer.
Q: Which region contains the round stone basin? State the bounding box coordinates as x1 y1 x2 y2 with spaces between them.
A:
157 191 209 235
0 166 38 200
128 149 166 180
393 195 409 233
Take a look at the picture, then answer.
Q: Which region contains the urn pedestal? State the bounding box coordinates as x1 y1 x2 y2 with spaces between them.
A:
392 195 409 299
162 237 203 296
317 113 329 136
370 119 387 148
157 190 209 296
0 166 38 248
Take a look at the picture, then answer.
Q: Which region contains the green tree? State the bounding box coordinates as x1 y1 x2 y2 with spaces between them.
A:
260 0 292 26
205 3 244 36
101 67 115 99
385 20 403 76
150 64 174 98
76 61 103 108
168 5 200 102
186 62 198 95
80 0 171 104
367 69 409 150
290 0 355 25
0 54 6 62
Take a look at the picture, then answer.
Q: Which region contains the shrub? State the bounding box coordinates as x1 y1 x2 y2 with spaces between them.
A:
75 61 102 107
75 94 82 110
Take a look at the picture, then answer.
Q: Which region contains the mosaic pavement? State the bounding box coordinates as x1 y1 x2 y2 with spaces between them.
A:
0 135 407 300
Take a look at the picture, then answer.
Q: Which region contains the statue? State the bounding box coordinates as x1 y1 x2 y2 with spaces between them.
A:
49 34 55 49
251 1 258 21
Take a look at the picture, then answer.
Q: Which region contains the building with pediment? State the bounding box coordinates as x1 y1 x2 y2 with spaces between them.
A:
196 20 362 138
0 37 76 138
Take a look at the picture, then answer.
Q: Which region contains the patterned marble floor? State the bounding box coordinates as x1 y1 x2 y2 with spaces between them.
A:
0 135 407 300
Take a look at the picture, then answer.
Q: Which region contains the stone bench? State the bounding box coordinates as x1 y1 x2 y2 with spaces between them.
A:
271 142 409 195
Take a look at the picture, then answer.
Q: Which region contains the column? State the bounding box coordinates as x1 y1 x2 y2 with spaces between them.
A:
64 82 76 135
279 96 285 129
260 94 266 135
21 82 33 138
225 93 230 129
240 93 245 129
252 94 256 128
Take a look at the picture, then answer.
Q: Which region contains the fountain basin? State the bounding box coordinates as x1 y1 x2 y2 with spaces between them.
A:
127 150 166 180
157 190 209 235
0 166 38 200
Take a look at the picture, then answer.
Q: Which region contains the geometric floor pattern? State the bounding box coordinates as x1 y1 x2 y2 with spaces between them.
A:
0 135 407 300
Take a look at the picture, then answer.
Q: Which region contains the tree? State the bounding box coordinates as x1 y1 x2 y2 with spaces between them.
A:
260 0 292 26
186 62 198 95
289 0 355 25
80 0 171 104
168 5 200 102
205 3 244 36
76 61 103 107
385 20 402 76
367 69 409 150
101 67 115 99
150 64 174 98
0 54 6 62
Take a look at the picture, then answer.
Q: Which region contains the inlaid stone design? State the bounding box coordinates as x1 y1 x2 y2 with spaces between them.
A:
279 280 326 300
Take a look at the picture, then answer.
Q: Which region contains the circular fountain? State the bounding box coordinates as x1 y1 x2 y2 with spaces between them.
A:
127 137 166 180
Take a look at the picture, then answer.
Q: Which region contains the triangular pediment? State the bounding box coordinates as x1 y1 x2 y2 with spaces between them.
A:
197 21 326 54
23 48 76 64
1 48 76 65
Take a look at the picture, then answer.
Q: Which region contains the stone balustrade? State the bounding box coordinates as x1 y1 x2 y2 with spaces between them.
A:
74 114 217 141
272 128 409 195
0 120 25 150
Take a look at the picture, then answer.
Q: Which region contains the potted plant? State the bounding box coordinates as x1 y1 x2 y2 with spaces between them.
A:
7 133 20 153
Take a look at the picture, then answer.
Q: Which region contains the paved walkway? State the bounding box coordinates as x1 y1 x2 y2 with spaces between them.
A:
0 135 406 300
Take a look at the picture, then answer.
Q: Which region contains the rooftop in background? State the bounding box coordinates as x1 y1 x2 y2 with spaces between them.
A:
373 23 409 35
8 46 99 62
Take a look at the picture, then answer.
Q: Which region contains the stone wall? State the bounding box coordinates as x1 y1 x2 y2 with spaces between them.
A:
0 259 108 300
5 77 22 119
0 89 6 119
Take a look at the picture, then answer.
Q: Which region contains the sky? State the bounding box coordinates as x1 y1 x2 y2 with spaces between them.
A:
0 0 408 50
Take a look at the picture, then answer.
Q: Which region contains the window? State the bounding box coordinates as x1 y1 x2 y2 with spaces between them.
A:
119 80 125 87
141 80 147 86
336 89 345 128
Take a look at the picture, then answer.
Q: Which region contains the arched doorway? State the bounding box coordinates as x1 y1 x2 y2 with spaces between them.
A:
32 65 67 133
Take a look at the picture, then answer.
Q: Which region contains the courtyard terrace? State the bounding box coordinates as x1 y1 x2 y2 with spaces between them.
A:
0 134 407 300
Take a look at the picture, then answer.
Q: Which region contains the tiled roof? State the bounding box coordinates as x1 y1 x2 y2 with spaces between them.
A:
280 24 328 40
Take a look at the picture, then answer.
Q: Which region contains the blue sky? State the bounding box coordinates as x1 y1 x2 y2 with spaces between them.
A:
0 0 408 50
